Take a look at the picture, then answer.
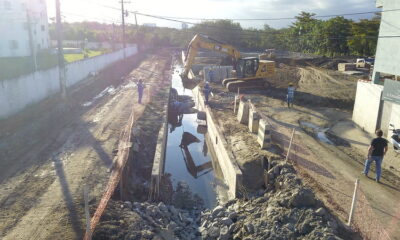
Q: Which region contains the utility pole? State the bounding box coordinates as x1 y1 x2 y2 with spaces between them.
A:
134 11 138 28
120 0 127 59
56 0 66 99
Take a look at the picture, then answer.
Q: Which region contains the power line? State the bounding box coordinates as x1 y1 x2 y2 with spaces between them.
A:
62 12 121 24
135 8 397 21
58 1 400 40
78 0 398 21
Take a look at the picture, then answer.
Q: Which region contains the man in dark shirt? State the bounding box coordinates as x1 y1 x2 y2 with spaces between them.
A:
363 129 388 183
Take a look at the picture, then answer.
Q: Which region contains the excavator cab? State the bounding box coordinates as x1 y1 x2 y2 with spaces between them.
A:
236 57 259 78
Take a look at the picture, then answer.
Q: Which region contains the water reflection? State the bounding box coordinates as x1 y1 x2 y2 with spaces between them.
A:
180 132 213 179
162 64 219 208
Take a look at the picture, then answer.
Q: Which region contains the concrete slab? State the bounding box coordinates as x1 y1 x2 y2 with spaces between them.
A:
237 100 249 124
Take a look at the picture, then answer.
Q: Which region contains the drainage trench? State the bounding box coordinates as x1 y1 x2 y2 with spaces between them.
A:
162 64 229 209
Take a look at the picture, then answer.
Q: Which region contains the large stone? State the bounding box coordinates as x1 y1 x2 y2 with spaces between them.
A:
157 202 168 212
211 205 225 218
290 188 317 208
244 223 255 234
227 212 238 221
167 221 178 231
124 201 133 209
220 217 233 226
208 226 220 238
315 207 326 216
219 225 230 240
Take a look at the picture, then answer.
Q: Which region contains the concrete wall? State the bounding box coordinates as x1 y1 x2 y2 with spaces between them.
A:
373 0 400 77
352 81 383 133
194 86 243 198
0 46 138 119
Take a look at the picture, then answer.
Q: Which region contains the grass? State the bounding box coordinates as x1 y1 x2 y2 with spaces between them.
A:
64 50 104 63
0 53 58 80
0 50 105 80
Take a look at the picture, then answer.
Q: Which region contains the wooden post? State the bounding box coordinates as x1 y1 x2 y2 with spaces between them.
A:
285 128 295 162
266 159 271 185
84 185 92 240
120 171 124 201
347 178 360 226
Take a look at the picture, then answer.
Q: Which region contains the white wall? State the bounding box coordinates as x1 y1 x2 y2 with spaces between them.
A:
373 0 400 77
0 46 138 119
352 81 383 133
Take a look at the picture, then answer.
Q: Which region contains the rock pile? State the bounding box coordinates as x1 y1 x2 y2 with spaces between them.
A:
199 161 347 240
94 161 354 240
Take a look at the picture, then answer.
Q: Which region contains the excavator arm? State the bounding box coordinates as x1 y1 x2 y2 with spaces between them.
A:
181 34 241 78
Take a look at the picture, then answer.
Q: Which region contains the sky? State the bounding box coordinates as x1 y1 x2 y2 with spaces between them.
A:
45 0 379 29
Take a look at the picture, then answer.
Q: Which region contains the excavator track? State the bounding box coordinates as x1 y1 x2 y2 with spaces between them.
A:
224 78 265 92
222 78 239 88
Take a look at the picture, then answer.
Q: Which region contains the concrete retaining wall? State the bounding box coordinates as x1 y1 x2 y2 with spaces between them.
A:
0 46 138 119
194 86 243 198
352 81 383 133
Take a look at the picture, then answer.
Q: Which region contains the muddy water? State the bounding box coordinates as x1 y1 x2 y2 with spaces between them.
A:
164 66 227 208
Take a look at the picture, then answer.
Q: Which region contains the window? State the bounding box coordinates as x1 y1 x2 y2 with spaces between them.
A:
10 40 18 49
4 1 11 10
41 25 45 31
37 43 41 50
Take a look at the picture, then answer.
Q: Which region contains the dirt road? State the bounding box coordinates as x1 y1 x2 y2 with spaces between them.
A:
208 64 400 239
0 53 169 239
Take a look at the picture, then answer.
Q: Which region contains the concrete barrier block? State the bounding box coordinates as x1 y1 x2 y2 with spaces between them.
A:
248 108 260 133
237 100 249 124
258 118 271 149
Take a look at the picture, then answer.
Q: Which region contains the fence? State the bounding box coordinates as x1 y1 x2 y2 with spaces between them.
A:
0 46 138 119
246 102 395 240
263 111 398 240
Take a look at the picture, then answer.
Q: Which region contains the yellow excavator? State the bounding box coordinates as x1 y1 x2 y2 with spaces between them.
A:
181 34 275 92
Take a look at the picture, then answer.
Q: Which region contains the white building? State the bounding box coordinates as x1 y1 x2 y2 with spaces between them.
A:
0 0 50 58
353 0 400 135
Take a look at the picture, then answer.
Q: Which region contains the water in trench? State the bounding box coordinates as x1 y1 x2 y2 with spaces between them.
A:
163 65 228 209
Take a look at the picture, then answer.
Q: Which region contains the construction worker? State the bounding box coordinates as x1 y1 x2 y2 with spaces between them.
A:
287 82 295 108
363 129 388 183
208 69 214 82
137 79 145 104
203 82 212 105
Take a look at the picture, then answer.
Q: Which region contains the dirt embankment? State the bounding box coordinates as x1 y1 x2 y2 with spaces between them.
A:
269 64 358 110
0 51 173 240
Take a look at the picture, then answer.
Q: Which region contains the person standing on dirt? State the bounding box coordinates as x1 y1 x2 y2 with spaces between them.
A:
363 129 388 183
137 79 145 104
208 69 214 82
203 82 212 105
287 82 295 108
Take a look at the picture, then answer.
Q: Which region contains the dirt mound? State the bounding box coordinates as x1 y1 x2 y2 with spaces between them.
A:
95 159 357 239
199 160 357 240
268 65 357 110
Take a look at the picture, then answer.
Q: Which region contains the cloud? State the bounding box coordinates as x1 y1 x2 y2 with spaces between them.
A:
46 0 378 29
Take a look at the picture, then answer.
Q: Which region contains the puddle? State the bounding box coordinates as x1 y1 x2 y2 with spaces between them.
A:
299 121 334 145
163 65 228 209
82 86 116 107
